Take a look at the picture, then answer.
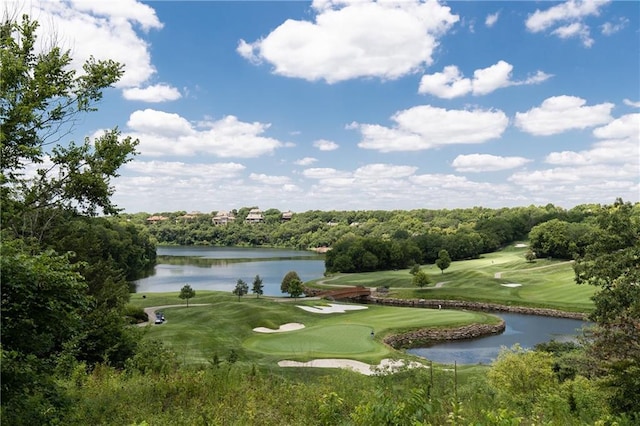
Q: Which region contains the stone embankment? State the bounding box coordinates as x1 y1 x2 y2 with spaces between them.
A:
384 321 506 350
369 296 587 320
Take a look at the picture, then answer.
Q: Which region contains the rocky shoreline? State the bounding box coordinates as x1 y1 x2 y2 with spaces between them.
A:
383 321 506 350
368 295 588 320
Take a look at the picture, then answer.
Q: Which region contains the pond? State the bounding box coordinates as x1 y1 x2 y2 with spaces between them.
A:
134 246 326 297
407 312 588 365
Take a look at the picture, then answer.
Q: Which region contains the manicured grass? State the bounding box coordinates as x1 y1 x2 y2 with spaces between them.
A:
130 292 498 366
310 244 595 313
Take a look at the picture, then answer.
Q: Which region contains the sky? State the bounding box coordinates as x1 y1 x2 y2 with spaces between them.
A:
11 0 640 214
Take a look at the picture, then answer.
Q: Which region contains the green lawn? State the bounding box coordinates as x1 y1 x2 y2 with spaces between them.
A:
130 292 498 365
310 244 595 312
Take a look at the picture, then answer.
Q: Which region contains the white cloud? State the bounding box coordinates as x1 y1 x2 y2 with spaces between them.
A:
294 157 318 166
237 0 459 83
592 113 640 141
126 109 284 158
551 22 594 47
249 173 292 185
418 61 551 99
525 0 610 47
122 84 182 102
313 139 339 151
515 95 614 136
125 160 245 178
485 12 500 28
22 0 163 88
452 154 531 172
601 17 628 35
623 99 640 108
353 105 508 152
302 168 351 179
353 164 417 179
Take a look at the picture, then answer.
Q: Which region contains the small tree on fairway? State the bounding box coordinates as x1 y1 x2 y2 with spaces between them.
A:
288 279 304 299
179 284 196 307
413 270 431 288
281 270 301 294
436 249 451 275
233 279 248 300
409 263 421 275
525 250 536 263
252 274 264 298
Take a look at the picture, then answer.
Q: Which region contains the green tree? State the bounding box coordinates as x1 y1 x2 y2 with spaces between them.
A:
288 278 304 299
251 274 264 298
412 270 431 288
525 249 536 263
487 345 558 416
435 249 451 274
573 199 640 416
409 263 421 275
1 15 138 241
179 284 196 307
281 270 301 294
233 279 249 300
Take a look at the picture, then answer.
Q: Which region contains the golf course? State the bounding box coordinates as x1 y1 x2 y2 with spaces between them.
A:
130 243 592 369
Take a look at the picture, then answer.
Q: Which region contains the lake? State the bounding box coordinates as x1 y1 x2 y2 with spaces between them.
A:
135 246 588 364
134 246 326 296
407 312 588 365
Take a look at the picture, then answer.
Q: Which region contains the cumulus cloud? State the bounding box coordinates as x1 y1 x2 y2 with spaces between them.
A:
237 0 459 83
249 173 292 185
601 18 628 35
20 0 163 88
125 160 245 178
623 99 640 108
313 139 339 151
122 84 182 102
525 0 610 47
552 22 593 47
352 105 508 152
418 61 551 98
510 113 639 204
126 109 284 158
452 154 531 172
294 157 318 166
485 12 500 28
515 95 614 136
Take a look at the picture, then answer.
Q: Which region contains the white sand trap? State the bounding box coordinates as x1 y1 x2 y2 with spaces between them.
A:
514 243 528 248
296 303 368 314
278 358 426 376
253 323 305 333
501 283 522 288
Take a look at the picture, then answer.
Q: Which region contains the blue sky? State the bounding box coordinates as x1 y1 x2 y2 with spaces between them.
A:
17 0 640 213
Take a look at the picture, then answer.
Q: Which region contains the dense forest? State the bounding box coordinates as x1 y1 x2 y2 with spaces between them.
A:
2 14 639 425
127 201 638 274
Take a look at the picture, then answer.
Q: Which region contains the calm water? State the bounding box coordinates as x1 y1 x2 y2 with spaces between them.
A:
134 246 326 296
136 246 587 364
407 313 588 365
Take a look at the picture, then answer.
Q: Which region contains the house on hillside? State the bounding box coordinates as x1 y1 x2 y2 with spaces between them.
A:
212 211 236 225
245 208 264 224
177 211 202 221
281 210 293 221
146 215 169 224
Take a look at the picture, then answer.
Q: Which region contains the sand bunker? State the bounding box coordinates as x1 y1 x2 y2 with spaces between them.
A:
278 358 426 376
253 323 305 333
514 243 528 248
501 283 522 288
296 303 369 314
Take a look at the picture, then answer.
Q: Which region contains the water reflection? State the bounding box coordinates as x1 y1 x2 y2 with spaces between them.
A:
407 313 588 365
134 246 325 296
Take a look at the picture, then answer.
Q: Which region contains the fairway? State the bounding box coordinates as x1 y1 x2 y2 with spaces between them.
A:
311 244 595 313
132 292 499 365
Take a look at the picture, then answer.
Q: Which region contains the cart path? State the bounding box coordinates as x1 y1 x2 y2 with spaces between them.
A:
138 304 211 326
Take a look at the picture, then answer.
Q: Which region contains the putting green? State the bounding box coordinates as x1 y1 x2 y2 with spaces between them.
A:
245 324 377 357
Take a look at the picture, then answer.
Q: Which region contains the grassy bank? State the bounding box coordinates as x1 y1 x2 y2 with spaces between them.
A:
129 292 498 366
310 244 595 312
